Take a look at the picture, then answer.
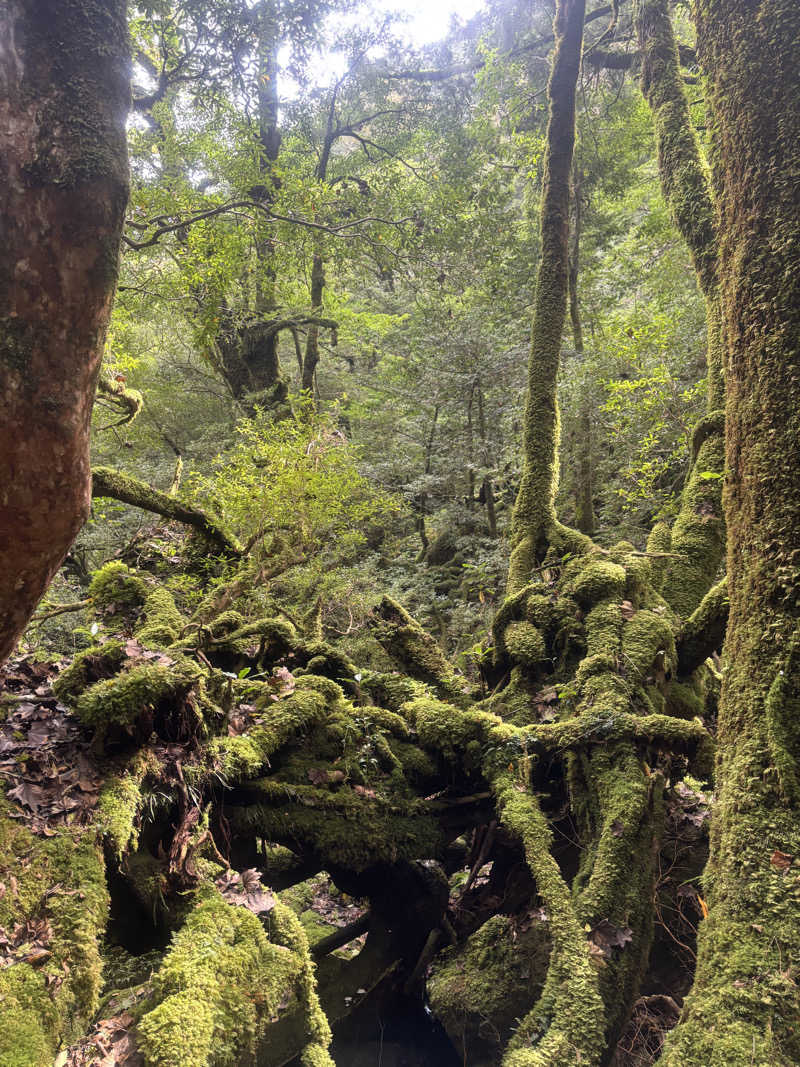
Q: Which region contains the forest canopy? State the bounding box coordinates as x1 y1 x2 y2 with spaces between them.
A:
0 0 798 1065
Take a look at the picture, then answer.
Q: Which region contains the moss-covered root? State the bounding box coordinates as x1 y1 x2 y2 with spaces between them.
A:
660 414 726 619
137 891 332 1067
206 686 330 783
368 596 467 705
0 812 108 1066
676 576 728 678
573 747 665 1047
492 771 605 1066
98 750 160 859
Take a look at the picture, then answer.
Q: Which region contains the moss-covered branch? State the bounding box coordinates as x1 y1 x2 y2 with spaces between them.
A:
92 466 244 558
96 375 144 427
368 596 468 704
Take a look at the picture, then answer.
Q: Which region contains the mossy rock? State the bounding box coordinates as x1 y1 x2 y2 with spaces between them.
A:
428 914 551 1066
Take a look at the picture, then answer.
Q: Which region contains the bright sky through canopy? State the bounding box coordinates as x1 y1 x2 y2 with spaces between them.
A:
380 0 485 44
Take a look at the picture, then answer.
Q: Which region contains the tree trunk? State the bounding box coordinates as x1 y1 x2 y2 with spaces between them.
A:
0 0 129 664
664 1 800 1061
507 0 586 592
636 0 726 621
568 164 596 538
301 251 326 394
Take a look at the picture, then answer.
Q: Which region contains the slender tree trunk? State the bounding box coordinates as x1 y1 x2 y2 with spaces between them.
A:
507 0 586 593
0 0 130 664
568 163 596 538
301 251 325 394
476 379 498 538
636 0 726 618
664 2 800 1061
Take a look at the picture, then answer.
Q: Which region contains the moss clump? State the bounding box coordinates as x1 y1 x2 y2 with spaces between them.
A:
137 891 323 1067
52 640 125 703
74 660 204 730
359 671 431 711
563 558 627 607
428 914 551 1066
504 620 547 667
0 809 109 1065
136 587 185 647
88 561 148 612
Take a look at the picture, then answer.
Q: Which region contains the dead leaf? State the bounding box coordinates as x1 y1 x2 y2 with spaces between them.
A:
588 919 633 958
771 850 792 871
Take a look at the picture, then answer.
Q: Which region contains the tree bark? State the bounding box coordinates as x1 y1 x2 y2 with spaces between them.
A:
664 1 800 1061
507 0 586 593
636 0 726 620
0 0 130 664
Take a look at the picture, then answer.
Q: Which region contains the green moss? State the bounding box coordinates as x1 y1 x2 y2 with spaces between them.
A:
369 597 467 704
89 561 148 612
136 587 185 647
138 891 331 1067
98 750 159 858
0 809 109 1064
563 558 627 607
660 428 725 619
231 778 443 873
359 671 431 710
206 689 328 783
74 659 204 729
646 522 672 591
52 640 125 703
666 678 706 720
428 914 551 1065
621 609 676 680
504 620 547 667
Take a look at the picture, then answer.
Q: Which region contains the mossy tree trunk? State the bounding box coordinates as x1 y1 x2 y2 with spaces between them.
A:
664 1 800 1061
568 162 596 538
636 0 726 619
506 0 586 593
0 0 129 665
